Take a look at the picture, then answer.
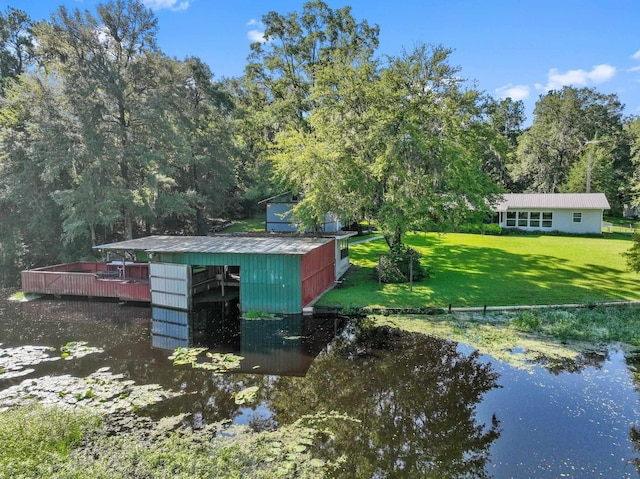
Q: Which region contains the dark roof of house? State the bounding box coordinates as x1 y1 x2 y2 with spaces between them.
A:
94 235 333 255
495 193 610 212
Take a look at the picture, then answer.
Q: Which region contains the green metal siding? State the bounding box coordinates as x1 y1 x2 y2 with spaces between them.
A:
157 251 303 314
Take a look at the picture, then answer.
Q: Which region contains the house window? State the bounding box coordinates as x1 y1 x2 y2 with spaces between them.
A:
517 212 528 227
506 212 516 227
542 212 553 228
573 212 582 223
529 212 541 227
339 238 349 259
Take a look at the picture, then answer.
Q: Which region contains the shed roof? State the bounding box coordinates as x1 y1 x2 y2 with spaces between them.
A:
495 193 610 212
94 235 333 255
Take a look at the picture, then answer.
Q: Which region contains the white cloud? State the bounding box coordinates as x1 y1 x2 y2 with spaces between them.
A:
629 65 640 72
142 0 189 11
632 50 640 60
247 19 258 26
248 29 266 43
589 64 616 83
536 64 616 91
495 84 530 101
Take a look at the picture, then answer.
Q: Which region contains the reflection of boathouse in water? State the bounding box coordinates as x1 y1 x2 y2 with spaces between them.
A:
22 234 353 314
151 302 344 376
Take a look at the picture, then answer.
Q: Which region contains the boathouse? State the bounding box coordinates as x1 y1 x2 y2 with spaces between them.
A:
93 235 339 314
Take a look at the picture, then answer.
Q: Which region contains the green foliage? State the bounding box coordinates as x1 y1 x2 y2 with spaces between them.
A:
513 86 629 206
625 232 640 273
455 223 502 235
511 311 541 332
273 41 501 244
376 244 427 283
169 347 244 373
0 405 102 479
0 405 342 479
0 6 35 92
509 306 640 346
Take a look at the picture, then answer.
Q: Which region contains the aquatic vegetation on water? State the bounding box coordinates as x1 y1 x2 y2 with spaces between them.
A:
7 292 40 302
0 367 179 414
242 310 281 320
60 341 103 359
232 385 259 405
169 347 244 372
0 406 344 479
0 345 59 379
371 311 618 370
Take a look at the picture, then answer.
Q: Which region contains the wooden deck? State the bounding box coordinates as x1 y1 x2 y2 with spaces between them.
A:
21 261 151 302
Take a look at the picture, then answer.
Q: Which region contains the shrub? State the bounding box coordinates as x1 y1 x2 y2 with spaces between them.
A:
376 244 428 283
455 223 502 235
0 405 102 479
624 232 640 273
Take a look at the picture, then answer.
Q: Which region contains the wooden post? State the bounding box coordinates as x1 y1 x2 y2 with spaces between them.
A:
409 255 413 291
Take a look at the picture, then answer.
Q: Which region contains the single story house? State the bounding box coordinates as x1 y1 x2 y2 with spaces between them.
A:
494 193 610 234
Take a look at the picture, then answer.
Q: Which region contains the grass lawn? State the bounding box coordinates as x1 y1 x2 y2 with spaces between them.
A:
319 232 640 308
219 216 265 233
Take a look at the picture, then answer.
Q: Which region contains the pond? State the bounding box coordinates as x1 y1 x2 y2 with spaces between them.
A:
0 297 639 478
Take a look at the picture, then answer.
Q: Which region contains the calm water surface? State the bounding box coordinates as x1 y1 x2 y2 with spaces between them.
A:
0 298 638 478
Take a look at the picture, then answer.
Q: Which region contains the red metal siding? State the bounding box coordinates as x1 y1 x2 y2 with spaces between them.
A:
21 262 150 302
300 240 335 307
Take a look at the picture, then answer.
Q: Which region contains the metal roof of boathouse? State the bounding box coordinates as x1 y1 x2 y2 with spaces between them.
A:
94 235 333 255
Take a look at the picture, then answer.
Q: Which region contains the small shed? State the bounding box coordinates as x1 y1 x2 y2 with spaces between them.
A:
259 192 342 233
95 235 337 314
494 193 610 234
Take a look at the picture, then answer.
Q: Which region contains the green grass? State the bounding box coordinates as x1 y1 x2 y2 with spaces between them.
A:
0 405 102 478
219 216 265 233
321 231 640 308
0 406 337 479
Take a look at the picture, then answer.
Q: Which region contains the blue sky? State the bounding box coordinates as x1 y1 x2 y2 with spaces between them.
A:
5 0 640 123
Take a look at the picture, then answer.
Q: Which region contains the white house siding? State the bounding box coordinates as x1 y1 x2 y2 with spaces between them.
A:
500 209 603 234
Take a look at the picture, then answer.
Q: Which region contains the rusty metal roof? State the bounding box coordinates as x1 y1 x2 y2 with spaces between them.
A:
94 235 333 255
495 193 610 212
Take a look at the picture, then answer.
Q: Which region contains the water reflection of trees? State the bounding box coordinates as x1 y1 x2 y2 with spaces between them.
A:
269 325 502 478
534 350 607 375
628 353 640 475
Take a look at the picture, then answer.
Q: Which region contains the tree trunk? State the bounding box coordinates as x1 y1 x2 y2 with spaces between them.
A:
124 212 133 240
384 227 403 249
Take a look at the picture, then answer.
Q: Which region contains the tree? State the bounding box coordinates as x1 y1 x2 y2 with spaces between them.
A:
35 0 184 242
273 43 502 247
167 57 239 233
624 233 640 273
245 0 379 134
234 1 380 215
0 74 70 278
0 0 241 281
0 7 35 93
513 87 629 210
484 97 525 190
626 117 640 211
